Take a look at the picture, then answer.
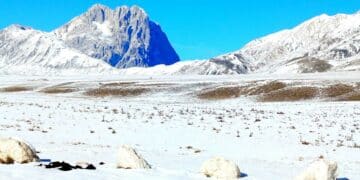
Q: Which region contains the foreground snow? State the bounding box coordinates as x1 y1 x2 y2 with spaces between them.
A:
0 74 359 179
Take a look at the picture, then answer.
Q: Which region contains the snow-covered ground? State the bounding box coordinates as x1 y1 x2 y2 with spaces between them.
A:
0 73 359 179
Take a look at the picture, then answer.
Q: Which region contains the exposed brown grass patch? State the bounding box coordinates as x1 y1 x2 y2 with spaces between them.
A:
40 87 77 94
247 81 287 95
39 82 77 94
259 86 319 102
84 87 149 97
198 80 359 102
337 91 360 101
0 86 33 92
100 82 136 87
322 84 355 98
197 86 242 100
198 81 287 100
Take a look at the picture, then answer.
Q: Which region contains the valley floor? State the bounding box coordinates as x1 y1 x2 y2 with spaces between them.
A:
0 73 359 179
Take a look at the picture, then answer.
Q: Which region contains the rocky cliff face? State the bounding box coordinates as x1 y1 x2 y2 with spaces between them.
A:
54 4 180 68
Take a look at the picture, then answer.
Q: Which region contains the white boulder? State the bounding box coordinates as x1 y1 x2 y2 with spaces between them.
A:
116 145 151 169
294 159 338 180
0 138 39 164
200 157 241 179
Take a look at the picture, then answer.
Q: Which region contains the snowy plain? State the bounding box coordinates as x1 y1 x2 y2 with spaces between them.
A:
0 72 359 180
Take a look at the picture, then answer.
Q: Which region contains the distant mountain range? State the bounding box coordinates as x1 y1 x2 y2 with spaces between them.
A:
1 4 360 75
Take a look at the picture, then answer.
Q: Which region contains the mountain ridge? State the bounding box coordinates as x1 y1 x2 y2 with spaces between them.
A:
1 5 360 75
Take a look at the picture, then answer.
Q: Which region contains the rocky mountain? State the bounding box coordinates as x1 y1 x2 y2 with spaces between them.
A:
0 25 114 75
215 11 360 73
54 4 180 68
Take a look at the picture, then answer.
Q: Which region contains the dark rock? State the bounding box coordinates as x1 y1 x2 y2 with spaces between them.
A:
86 164 96 170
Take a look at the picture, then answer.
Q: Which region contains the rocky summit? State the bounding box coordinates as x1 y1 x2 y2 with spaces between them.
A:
54 4 180 68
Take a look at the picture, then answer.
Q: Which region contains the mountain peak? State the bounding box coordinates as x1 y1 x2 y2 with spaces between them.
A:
53 4 179 68
84 4 112 23
88 3 111 11
129 5 146 14
5 24 32 31
87 4 147 16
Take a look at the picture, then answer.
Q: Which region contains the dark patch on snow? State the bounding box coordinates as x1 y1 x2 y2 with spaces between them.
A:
42 161 96 171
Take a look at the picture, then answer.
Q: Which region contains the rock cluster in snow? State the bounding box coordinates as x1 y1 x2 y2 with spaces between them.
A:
294 159 338 180
116 145 151 169
0 138 39 164
200 157 241 179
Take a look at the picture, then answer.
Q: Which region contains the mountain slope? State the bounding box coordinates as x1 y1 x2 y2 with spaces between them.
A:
216 12 360 73
54 4 180 68
0 25 114 75
119 58 249 75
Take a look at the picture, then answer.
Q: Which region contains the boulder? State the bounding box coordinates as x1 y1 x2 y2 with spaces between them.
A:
200 157 240 179
294 159 338 180
116 145 151 169
0 138 39 164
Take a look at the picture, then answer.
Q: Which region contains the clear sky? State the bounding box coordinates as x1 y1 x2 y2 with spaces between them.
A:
1 0 360 60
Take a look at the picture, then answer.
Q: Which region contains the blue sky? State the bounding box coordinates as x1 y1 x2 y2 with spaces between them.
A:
1 0 360 60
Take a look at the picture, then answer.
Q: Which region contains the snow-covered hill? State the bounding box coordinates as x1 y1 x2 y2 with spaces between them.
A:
217 12 360 73
119 56 250 75
0 25 115 75
54 4 180 68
